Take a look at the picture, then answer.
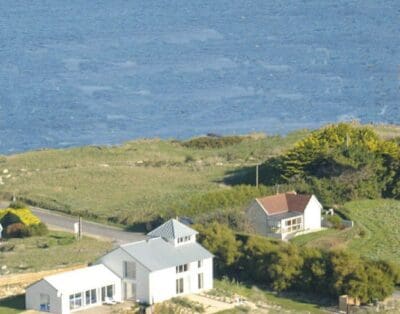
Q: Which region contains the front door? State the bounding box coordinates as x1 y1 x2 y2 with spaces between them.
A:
124 282 136 300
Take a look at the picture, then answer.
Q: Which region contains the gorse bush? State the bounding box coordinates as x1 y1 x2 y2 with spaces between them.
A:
0 207 45 238
256 123 400 205
0 208 41 226
195 222 399 304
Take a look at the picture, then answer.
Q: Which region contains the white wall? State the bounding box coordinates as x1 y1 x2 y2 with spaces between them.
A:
303 195 322 230
26 280 61 314
148 257 213 304
97 247 150 303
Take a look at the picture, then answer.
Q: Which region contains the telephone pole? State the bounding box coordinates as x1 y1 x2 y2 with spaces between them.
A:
256 164 259 188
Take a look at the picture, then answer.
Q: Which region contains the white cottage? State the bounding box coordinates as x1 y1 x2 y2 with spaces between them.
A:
25 219 213 314
98 219 214 304
25 265 121 314
246 192 322 240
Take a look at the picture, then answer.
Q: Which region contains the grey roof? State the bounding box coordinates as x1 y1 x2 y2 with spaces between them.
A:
147 219 198 240
121 237 213 271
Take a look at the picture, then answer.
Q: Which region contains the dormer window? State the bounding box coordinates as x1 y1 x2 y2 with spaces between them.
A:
177 236 191 244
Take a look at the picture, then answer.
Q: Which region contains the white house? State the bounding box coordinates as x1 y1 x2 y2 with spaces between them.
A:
98 219 214 304
25 219 213 314
246 192 322 240
25 265 122 314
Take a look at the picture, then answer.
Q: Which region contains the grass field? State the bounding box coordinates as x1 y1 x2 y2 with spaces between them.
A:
292 199 400 264
0 231 112 274
0 131 308 226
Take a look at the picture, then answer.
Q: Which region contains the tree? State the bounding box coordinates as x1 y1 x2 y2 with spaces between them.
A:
194 222 241 274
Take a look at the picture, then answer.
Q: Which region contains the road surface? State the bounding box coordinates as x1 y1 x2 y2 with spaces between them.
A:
0 202 146 244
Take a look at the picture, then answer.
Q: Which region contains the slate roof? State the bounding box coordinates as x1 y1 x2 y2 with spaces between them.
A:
120 237 213 271
256 192 312 216
147 218 198 240
43 264 120 294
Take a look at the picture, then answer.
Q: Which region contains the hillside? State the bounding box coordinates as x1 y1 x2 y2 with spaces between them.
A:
0 131 308 227
0 123 398 229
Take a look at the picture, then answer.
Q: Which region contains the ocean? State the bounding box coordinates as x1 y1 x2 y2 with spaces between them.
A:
0 1 399 153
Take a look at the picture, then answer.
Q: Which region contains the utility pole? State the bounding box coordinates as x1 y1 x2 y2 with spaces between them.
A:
78 216 82 240
256 164 259 188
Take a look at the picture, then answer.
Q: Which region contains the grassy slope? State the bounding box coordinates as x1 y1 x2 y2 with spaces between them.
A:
214 279 328 314
0 131 308 225
0 231 112 274
292 199 400 264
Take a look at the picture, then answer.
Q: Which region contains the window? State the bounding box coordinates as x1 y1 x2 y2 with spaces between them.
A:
176 264 188 273
91 289 97 304
123 261 136 279
176 278 184 294
198 273 204 289
101 285 114 302
40 294 50 312
85 289 97 305
69 293 82 310
198 260 203 268
106 285 114 298
177 236 191 244
283 217 303 233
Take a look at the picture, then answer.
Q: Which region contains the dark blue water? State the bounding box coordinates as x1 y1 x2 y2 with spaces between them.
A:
0 1 399 153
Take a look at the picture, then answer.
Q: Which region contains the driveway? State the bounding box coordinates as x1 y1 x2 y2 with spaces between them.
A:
0 202 146 244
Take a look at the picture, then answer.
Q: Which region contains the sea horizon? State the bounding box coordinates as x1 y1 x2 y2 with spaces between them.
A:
1 1 399 154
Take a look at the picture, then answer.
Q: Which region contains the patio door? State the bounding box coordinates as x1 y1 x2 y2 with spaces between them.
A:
124 282 136 300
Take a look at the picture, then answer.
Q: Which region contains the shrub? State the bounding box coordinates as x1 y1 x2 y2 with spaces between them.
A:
182 136 246 149
0 208 41 226
184 155 195 163
0 212 21 228
26 223 48 236
5 223 29 238
0 243 15 252
327 214 342 229
9 201 28 209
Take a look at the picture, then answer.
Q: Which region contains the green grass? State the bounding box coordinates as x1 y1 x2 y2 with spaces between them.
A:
213 279 328 314
0 295 24 314
343 199 400 263
0 132 308 226
292 199 400 264
0 231 112 274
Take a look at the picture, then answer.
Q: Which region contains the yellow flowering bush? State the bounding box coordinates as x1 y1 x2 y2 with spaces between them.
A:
0 207 41 226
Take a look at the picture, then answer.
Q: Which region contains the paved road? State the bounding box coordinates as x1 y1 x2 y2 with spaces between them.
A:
0 202 146 244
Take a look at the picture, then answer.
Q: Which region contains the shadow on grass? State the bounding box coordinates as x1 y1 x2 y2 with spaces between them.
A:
0 294 25 313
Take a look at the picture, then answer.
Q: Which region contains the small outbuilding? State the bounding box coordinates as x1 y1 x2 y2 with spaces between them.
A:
25 264 122 314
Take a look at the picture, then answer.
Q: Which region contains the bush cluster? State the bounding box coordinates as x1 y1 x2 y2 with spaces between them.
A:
256 123 400 205
195 222 400 304
0 207 47 238
181 136 246 149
